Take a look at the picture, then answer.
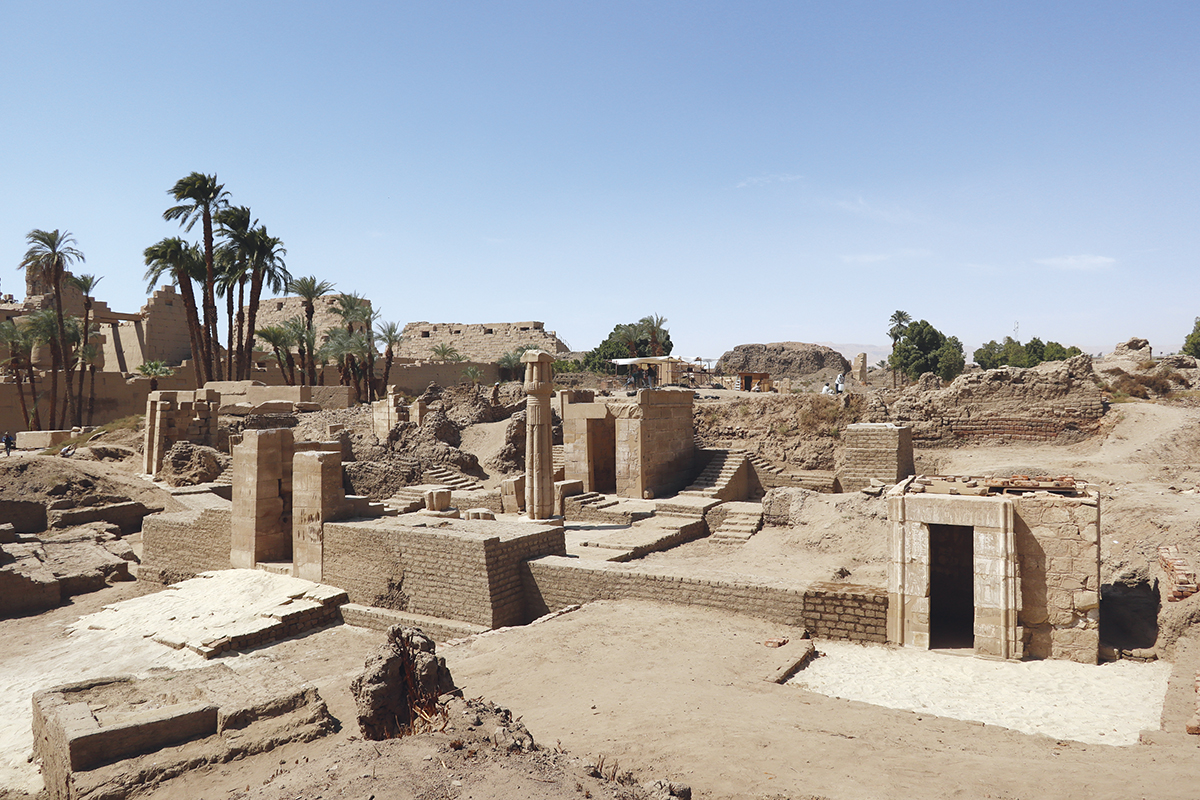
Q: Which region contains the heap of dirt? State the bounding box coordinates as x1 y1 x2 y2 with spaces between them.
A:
694 393 862 470
351 625 456 740
0 456 176 515
156 442 229 486
716 341 850 379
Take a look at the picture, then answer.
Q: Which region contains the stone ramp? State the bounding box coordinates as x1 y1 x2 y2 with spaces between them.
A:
564 493 657 524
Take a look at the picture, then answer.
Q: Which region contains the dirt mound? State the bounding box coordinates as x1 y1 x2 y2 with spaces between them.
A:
716 342 850 379
342 460 421 499
0 456 175 516
156 442 228 486
351 625 456 740
694 394 863 470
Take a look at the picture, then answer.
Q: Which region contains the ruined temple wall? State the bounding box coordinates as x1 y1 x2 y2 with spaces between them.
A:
398 321 569 363
321 520 564 628
524 557 886 642
248 295 370 341
0 369 195 436
840 423 914 491
871 355 1105 445
139 506 233 584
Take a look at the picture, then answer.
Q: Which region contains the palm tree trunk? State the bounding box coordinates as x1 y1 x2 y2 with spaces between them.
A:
176 274 206 386
225 286 235 382
27 361 42 430
235 279 247 380
52 273 76 430
382 349 394 391
87 364 97 426
14 363 30 429
47 339 59 430
75 301 90 427
284 352 297 386
202 207 220 382
242 264 265 384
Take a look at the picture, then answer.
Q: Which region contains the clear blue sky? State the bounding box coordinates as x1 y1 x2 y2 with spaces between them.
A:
2 1 1197 361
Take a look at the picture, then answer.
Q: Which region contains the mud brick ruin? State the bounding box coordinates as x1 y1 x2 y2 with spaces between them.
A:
398 320 570 362
888 475 1101 663
840 423 914 492
141 390 219 475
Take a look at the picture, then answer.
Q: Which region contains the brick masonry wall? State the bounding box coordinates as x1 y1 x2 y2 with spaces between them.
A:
140 507 233 584
398 321 569 363
321 520 565 628
524 557 886 643
869 355 1105 445
840 423 914 491
638 390 696 499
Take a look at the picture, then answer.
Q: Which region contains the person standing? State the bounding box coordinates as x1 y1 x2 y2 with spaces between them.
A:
3 432 14 456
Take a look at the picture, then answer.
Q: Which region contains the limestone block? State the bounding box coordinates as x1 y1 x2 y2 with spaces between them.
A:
424 489 452 512
465 508 496 520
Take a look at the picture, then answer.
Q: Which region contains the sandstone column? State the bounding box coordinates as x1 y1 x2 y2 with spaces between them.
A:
522 349 555 521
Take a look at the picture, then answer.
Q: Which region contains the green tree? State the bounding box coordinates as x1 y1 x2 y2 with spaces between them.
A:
136 360 175 392
255 325 298 385
581 321 674 373
164 173 229 382
240 226 289 381
889 319 964 382
20 229 84 428
1183 318 1200 359
639 314 668 357
286 276 336 384
68 273 102 426
0 319 36 429
973 340 1003 370
462 365 483 386
215 205 255 380
888 310 912 388
377 320 403 390
430 343 463 362
144 237 206 384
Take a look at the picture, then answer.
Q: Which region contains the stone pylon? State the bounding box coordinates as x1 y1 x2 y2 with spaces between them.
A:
522 349 556 521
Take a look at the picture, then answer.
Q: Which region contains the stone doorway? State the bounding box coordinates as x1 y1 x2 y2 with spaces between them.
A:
929 523 974 649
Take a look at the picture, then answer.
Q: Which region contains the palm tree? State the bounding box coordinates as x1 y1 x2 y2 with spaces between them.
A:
163 172 229 381
332 293 372 398
240 226 289 381
215 205 255 381
54 316 84 429
462 365 483 386
320 327 369 401
377 320 403 390
68 273 102 426
20 229 83 429
0 320 34 429
79 341 100 426
430 343 462 362
282 317 311 385
614 323 643 358
639 314 668 357
286 276 335 384
497 349 522 382
23 310 60 429
888 310 912 389
144 238 207 385
255 325 298 385
136 360 175 392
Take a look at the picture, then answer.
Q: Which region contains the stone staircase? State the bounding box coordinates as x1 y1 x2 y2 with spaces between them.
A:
708 502 764 544
213 464 233 486
567 492 621 513
384 486 438 514
552 444 565 481
422 466 483 492
680 450 747 500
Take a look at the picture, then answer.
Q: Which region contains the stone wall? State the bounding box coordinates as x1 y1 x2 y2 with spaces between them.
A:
142 390 219 475
871 355 1104 444
321 518 565 628
249 295 371 341
887 487 1100 663
524 557 886 643
839 423 914 491
398 321 569 363
140 505 233 584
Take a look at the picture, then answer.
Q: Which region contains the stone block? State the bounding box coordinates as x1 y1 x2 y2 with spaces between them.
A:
424 489 452 512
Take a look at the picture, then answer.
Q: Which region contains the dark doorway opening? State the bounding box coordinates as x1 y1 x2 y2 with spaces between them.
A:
929 523 974 649
1100 577 1160 651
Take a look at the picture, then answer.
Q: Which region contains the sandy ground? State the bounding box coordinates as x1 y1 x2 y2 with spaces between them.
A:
790 640 1170 745
444 600 1200 800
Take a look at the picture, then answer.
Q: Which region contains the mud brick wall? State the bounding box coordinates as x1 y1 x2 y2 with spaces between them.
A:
142 390 220 475
321 520 565 628
139 507 233 584
524 557 887 643
839 423 914 491
871 355 1105 445
398 321 569 363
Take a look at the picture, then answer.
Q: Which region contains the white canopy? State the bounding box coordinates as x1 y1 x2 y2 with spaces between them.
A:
608 356 687 366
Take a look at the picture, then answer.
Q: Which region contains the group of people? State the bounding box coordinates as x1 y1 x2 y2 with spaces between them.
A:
821 373 847 396
624 366 655 389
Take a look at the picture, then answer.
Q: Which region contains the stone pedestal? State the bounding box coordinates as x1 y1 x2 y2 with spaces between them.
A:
522 350 556 521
